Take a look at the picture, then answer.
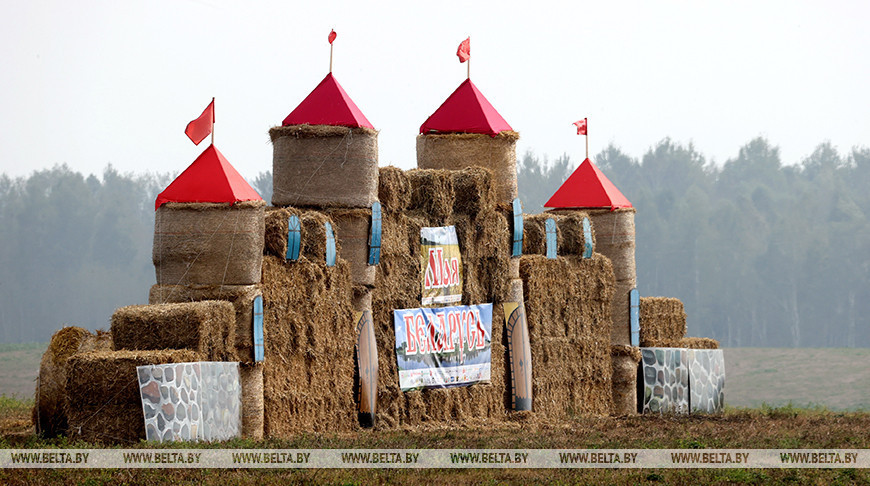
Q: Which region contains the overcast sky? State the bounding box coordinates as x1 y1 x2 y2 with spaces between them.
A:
1 0 867 182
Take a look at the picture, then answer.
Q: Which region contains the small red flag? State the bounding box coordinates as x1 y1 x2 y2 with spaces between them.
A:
574 118 587 136
328 29 337 44
457 37 470 63
185 98 214 146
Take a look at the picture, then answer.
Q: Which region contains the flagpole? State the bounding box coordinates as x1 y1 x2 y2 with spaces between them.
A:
467 58 470 79
211 97 215 146
585 118 588 160
330 43 334 73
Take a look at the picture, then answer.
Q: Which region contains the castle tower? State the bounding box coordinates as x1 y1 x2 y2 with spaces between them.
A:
151 143 266 438
417 78 519 206
545 157 639 415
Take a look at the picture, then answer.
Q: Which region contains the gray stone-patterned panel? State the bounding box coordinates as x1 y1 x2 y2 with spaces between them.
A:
639 348 689 414
138 361 240 442
688 349 725 413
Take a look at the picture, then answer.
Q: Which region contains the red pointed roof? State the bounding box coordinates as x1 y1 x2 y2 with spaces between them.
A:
544 158 633 210
155 144 262 210
282 72 374 128
420 78 512 136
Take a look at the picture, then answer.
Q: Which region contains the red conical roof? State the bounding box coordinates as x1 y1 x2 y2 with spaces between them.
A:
420 78 512 136
282 72 374 128
544 158 633 210
155 144 262 210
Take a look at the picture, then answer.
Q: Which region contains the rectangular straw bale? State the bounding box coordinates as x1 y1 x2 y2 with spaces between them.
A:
522 214 560 256
519 254 614 343
149 284 261 363
301 210 340 262
407 168 454 224
111 302 236 361
639 297 687 347
679 337 719 349
611 345 641 416
324 208 375 287
452 167 496 217
378 166 412 212
553 210 594 256
264 206 301 259
239 363 264 440
65 349 201 443
261 254 357 436
531 337 612 418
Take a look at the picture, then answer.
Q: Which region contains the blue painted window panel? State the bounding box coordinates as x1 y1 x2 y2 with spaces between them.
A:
630 288 640 347
582 217 594 258
545 218 557 260
286 215 301 261
325 221 337 267
511 198 524 257
253 295 264 362
368 201 382 265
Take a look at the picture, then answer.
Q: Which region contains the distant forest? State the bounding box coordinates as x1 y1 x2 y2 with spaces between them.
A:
1 137 868 347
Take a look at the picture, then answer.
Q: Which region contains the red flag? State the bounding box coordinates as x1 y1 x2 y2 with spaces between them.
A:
328 29 337 44
574 118 587 136
457 37 470 63
185 99 214 145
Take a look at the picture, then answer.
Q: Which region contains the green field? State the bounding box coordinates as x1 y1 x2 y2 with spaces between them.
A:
2 344 868 410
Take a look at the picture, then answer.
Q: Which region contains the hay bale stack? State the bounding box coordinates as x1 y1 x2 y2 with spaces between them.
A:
111 302 236 361
153 201 265 286
680 337 719 349
239 363 264 440
263 207 341 263
261 255 357 436
325 208 375 287
610 344 641 416
378 166 411 212
407 169 454 224
263 206 301 259
270 125 378 208
416 131 519 204
33 327 112 438
587 208 636 345
639 297 687 347
148 284 261 362
65 349 201 443
550 210 595 256
519 254 615 418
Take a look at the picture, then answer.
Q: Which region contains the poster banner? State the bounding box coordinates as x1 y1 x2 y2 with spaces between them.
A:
420 226 463 306
393 304 492 392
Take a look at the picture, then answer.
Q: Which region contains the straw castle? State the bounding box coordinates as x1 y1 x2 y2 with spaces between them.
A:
33 67 724 443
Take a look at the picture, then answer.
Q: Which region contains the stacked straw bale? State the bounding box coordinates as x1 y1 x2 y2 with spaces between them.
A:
378 166 412 213
264 207 342 263
153 201 265 286
610 345 642 415
416 131 519 205
585 208 636 345
639 297 687 347
520 254 615 418
111 302 236 361
148 284 261 362
65 349 201 443
239 363 264 440
679 337 719 349
261 254 357 435
525 212 594 257
33 327 112 438
270 125 379 208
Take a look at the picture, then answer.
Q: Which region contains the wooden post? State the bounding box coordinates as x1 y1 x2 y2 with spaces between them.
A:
467 58 470 79
330 43 334 73
210 97 215 146
585 131 588 160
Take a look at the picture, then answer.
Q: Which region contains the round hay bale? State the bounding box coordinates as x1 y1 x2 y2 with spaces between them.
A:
587 208 635 282
378 166 411 212
270 125 378 208
240 363 264 440
153 201 265 286
148 284 261 362
33 327 112 438
610 354 639 416
416 131 519 205
325 209 375 287
507 278 524 305
611 281 636 345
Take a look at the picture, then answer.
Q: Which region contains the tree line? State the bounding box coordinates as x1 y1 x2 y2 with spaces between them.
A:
1 137 867 347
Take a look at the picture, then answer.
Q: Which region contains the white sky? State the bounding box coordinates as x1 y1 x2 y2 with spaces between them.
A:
1 0 868 182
